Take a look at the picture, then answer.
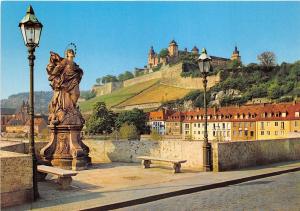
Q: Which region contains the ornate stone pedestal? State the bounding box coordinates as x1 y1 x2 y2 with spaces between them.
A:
40 125 91 170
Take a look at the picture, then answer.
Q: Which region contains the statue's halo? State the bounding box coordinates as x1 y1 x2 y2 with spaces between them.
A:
64 42 77 57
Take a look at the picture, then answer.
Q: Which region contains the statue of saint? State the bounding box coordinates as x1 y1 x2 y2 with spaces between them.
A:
47 48 84 125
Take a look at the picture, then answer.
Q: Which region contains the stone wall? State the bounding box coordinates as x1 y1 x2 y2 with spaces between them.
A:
212 138 300 171
84 139 204 170
160 63 220 90
123 63 220 90
0 150 33 208
123 70 162 87
92 82 123 96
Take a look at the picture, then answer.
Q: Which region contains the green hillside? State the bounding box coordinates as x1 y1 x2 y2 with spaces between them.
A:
79 79 159 112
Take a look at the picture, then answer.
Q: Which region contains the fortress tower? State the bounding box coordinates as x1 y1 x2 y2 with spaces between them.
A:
168 40 179 57
148 46 159 68
231 46 241 62
191 46 199 55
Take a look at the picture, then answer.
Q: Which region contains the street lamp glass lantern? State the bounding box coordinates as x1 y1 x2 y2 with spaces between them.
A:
19 5 43 47
197 48 212 73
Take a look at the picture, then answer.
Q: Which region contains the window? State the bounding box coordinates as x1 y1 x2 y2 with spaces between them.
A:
245 130 248 136
295 121 299 127
222 123 225 129
250 131 254 137
185 124 189 129
280 131 284 135
198 131 200 134
281 122 284 129
213 131 216 137
266 122 270 126
198 123 200 128
275 122 278 126
267 131 270 135
275 131 278 135
295 112 300 117
239 123 242 128
185 131 189 135
260 122 264 130
194 123 196 127
227 131 230 137
261 131 264 135
194 131 196 134
245 122 248 128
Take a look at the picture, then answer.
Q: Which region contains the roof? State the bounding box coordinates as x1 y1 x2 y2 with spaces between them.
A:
210 56 230 61
7 119 23 126
150 102 300 123
1 108 16 115
233 46 239 54
19 5 43 27
192 46 199 51
149 46 155 55
181 102 300 123
25 116 48 126
169 40 178 46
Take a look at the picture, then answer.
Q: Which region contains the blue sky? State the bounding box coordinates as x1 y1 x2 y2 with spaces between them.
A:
1 1 300 99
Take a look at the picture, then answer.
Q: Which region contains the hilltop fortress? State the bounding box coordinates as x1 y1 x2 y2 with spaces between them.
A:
92 40 241 109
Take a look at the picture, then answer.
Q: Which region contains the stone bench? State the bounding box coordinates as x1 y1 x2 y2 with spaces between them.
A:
37 165 77 189
137 156 187 173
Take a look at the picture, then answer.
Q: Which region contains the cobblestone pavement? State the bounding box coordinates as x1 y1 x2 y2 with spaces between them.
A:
118 171 300 211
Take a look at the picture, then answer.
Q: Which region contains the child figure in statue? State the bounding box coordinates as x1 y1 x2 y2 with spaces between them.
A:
47 49 84 125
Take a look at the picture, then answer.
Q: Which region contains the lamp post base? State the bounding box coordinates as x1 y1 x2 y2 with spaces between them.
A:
202 142 212 172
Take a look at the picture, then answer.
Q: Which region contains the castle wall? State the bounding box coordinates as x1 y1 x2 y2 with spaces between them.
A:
124 63 220 90
123 71 163 87
160 63 220 90
92 82 123 96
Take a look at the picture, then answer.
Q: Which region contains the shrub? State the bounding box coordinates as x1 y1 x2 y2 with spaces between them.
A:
119 123 138 140
276 96 294 103
150 129 163 141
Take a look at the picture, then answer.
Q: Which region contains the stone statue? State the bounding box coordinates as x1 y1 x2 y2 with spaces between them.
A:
47 49 84 125
41 46 91 170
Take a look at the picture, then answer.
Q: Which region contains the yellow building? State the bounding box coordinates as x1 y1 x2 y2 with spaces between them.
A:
255 104 297 140
181 109 231 141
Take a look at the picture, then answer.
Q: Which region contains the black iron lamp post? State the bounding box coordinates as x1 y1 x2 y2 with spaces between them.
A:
19 5 43 200
197 48 212 172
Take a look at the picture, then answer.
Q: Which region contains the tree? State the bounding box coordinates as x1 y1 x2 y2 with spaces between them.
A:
101 75 118 84
85 102 116 134
226 60 242 70
257 51 276 70
96 77 102 85
81 91 96 100
159 48 169 58
268 83 283 99
118 71 134 81
115 108 149 134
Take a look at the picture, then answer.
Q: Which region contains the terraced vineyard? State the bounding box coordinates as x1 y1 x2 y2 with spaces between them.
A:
79 79 159 112
115 83 192 108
